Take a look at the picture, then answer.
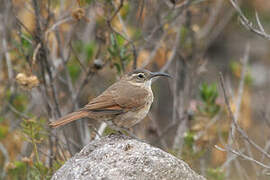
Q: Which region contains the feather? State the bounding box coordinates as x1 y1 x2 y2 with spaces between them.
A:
49 111 88 128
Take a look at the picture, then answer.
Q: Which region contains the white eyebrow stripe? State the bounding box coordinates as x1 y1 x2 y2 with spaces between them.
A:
132 73 144 77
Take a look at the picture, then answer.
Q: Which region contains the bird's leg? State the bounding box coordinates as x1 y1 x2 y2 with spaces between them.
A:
118 127 138 139
105 121 147 142
87 123 102 139
122 128 147 143
111 126 148 143
106 121 138 139
105 121 122 135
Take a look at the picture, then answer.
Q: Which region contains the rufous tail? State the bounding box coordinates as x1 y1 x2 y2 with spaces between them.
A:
49 111 88 128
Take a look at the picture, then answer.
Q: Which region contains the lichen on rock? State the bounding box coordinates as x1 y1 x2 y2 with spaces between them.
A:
51 134 205 180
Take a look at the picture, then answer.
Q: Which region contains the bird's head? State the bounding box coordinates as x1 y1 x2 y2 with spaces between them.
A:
123 69 171 87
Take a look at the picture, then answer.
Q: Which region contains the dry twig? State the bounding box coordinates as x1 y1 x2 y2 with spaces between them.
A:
229 0 270 40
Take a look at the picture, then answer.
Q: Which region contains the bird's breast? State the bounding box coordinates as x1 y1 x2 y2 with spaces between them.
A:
113 90 153 128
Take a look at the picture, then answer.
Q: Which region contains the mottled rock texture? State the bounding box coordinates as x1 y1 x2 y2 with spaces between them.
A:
51 134 205 180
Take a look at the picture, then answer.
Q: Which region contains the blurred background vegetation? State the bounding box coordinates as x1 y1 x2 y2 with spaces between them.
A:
1 0 270 179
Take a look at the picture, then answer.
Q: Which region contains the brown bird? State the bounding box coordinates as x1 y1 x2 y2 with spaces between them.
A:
49 69 171 131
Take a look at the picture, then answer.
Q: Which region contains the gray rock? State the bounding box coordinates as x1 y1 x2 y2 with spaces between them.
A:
51 134 205 180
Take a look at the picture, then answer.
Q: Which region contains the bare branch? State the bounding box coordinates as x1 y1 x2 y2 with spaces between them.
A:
0 143 9 179
108 0 124 22
32 43 41 65
219 72 270 161
229 0 270 40
216 145 270 170
255 11 266 34
107 0 138 70
228 43 250 146
2 37 13 82
160 29 181 73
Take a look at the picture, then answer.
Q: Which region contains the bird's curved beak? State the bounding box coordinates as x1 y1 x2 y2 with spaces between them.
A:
149 72 172 79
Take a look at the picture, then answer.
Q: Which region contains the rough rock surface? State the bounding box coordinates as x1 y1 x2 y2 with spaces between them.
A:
51 134 205 180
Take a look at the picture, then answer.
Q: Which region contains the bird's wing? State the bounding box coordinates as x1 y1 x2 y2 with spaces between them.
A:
83 81 148 113
83 93 123 114
113 82 149 109
83 81 125 114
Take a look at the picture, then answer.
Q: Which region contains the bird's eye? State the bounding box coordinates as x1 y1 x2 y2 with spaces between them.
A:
138 73 145 79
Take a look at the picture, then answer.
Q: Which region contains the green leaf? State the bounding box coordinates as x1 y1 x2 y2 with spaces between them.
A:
84 41 96 62
133 30 142 40
9 93 28 113
73 40 84 54
21 34 32 50
8 161 27 179
120 47 126 59
180 26 188 44
199 82 220 117
103 126 118 135
85 0 93 4
0 125 8 140
34 162 49 176
21 118 47 144
114 63 122 74
110 34 116 47
108 47 116 57
123 54 131 62
206 168 225 180
0 117 4 123
68 62 81 83
245 72 253 85
121 3 130 19
184 131 195 149
229 60 240 75
115 34 125 46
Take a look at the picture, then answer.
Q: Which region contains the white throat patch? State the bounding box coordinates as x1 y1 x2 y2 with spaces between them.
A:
129 79 152 90
145 79 152 88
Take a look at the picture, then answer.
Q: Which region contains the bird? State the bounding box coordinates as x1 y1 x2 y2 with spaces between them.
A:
49 69 171 131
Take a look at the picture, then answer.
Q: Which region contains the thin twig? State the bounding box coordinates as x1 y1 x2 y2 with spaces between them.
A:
219 72 270 160
141 33 167 68
143 0 191 44
229 0 270 40
216 145 270 170
107 0 137 70
108 0 124 22
0 143 9 179
160 29 180 73
44 16 73 42
14 15 34 37
6 102 30 119
32 43 41 65
70 42 87 72
228 43 250 147
198 0 223 39
116 11 137 69
2 37 13 82
74 69 95 103
195 113 221 140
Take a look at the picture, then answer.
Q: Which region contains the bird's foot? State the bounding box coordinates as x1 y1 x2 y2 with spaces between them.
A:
114 126 147 143
105 122 147 142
